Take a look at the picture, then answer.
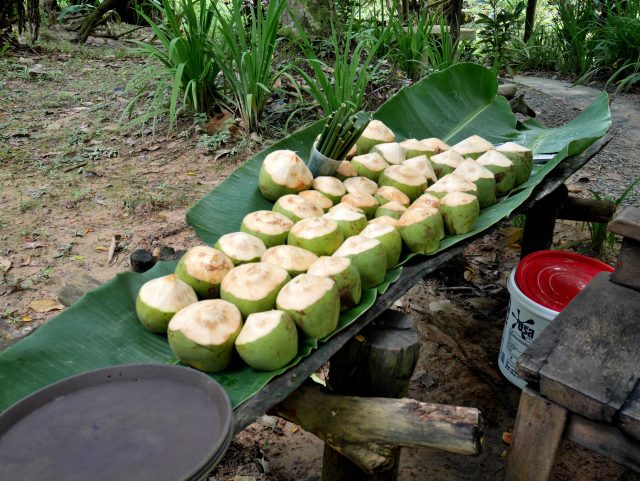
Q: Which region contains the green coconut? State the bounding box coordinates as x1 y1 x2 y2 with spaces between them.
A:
450 135 494 159
429 150 465 178
343 176 379 196
341 191 379 219
288 217 344 256
375 200 407 220
426 173 478 199
453 159 497 208
378 165 428 202
369 216 400 228
420 138 450 155
135 274 198 333
399 139 434 159
355 119 396 155
276 274 340 338
351 153 389 181
333 236 387 288
167 299 242 372
273 194 324 222
235 310 298 371
335 161 358 181
258 150 313 201
496 142 533 187
324 205 368 238
397 207 445 254
261 245 318 276
403 155 437 185
476 150 516 197
408 192 440 211
220 262 291 318
175 246 234 299
371 142 406 165
299 190 333 212
374 186 410 207
214 232 267 265
346 144 357 160
308 256 362 310
312 176 346 204
360 223 402 268
440 191 480 235
241 210 294 248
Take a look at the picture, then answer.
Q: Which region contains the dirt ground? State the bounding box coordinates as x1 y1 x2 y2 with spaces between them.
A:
1 29 639 481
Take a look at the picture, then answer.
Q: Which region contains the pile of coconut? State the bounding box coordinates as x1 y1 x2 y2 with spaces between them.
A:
134 121 532 374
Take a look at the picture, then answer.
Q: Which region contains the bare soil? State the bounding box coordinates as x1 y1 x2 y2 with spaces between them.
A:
1 29 639 481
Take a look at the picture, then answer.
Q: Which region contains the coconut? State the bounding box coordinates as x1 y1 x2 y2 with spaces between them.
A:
261 245 318 276
369 216 399 227
360 223 402 268
397 207 445 254
241 210 294 248
235 310 298 371
374 186 410 207
375 200 407 220
220 262 290 318
429 150 465 178
135 274 198 333
496 142 533 186
450 135 494 159
426 173 478 199
346 144 357 160
167 300 242 372
276 274 340 338
175 246 234 299
308 256 361 310
258 150 313 201
298 190 333 211
453 159 497 208
409 192 440 211
403 155 438 185
378 165 427 202
333 236 387 288
288 217 344 256
351 153 388 181
355 119 396 155
312 176 346 204
273 194 323 222
335 161 358 181
324 206 368 238
343 176 379 196
371 142 406 165
420 138 450 155
341 192 379 219
440 191 480 235
399 139 434 159
476 150 516 196
214 232 267 265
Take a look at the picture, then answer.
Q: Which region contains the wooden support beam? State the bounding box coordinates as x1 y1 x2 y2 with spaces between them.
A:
557 196 616 223
521 183 568 258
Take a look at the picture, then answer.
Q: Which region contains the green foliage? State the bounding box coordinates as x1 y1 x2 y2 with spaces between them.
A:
509 24 563 71
476 0 526 73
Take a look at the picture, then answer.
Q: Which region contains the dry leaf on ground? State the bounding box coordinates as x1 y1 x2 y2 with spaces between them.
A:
0 257 11 272
30 299 65 313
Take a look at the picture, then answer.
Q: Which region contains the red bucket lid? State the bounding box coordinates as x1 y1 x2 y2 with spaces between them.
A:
515 250 614 312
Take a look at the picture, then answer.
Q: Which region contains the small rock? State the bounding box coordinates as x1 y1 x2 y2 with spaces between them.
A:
428 300 451 313
257 415 278 428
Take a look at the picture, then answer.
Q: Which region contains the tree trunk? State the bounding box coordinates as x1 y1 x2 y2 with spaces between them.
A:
76 0 125 43
523 0 537 42
447 0 462 41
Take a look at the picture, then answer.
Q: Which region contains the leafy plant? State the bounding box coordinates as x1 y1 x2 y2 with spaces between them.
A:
509 24 563 71
476 0 525 73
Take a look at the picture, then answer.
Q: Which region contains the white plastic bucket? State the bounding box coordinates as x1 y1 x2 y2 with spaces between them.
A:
498 269 559 389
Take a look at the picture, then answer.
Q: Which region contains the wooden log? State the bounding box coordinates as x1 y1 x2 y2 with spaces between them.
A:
557 195 616 223
520 183 568 258
130 249 156 273
58 272 101 307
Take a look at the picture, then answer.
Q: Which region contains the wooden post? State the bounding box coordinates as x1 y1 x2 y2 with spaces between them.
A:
520 183 568 258
321 309 420 481
523 0 537 42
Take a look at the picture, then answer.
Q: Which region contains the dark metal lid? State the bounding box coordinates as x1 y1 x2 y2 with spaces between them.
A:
0 364 233 481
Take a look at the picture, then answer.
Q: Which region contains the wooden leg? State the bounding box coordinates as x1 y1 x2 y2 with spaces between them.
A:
505 388 568 481
520 183 568 258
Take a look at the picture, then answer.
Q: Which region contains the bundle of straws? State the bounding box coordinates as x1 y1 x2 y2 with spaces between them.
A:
315 104 370 160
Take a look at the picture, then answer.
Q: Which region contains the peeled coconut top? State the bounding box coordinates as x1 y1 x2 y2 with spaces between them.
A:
236 310 289 344
299 190 333 210
262 245 318 272
313 176 346 198
403 155 437 183
138 274 198 313
277 194 323 219
217 232 266 262
263 150 313 189
400 139 430 153
243 210 293 236
361 223 396 239
441 191 478 207
342 192 379 210
398 206 440 226
290 217 340 240
420 138 449 153
324 207 367 223
430 149 465 168
427 174 477 195
382 165 427 187
182 246 234 284
372 142 405 164
334 235 382 257
410 193 440 210
221 262 290 301
376 186 410 206
451 135 494 156
352 152 388 172
497 142 531 154
477 149 514 168
277 274 335 311
168 299 242 346
454 159 495 182
343 176 379 196
336 161 357 178
361 119 395 143
369 216 399 227
308 255 352 277
378 200 407 213
328 202 365 217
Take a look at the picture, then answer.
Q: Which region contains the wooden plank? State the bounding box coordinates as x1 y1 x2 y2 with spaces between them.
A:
505 388 568 481
608 206 640 241
611 238 640 291
520 183 568 257
620 381 640 441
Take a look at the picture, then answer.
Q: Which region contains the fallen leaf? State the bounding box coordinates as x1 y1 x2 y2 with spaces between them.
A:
21 315 32 322
24 242 47 249
19 256 32 267
497 227 523 247
428 300 451 313
502 431 513 445
0 256 11 272
30 299 65 313
186 171 197 176
73 255 85 261
291 425 299 433
463 269 474 281
468 297 499 312
28 64 47 76
205 111 233 136
108 234 121 265
354 334 365 342
213 149 231 162
95 246 108 252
